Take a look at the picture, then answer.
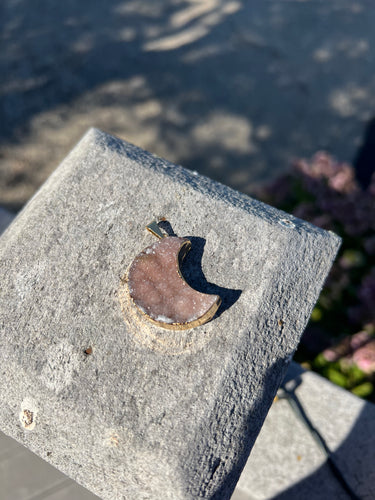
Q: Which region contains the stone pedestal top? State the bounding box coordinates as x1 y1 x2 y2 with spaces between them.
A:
0 129 340 499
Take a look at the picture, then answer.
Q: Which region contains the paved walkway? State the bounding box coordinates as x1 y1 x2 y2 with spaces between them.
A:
1 0 375 209
234 363 375 500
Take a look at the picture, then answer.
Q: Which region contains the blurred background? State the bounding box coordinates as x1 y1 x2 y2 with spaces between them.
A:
0 0 374 397
1 0 375 208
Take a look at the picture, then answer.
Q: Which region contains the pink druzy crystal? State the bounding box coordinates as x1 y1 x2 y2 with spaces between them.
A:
128 237 220 329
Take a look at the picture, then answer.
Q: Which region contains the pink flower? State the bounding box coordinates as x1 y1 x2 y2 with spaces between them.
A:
328 165 358 194
353 340 375 374
322 335 353 362
294 152 359 194
350 330 372 350
322 331 372 363
323 348 341 362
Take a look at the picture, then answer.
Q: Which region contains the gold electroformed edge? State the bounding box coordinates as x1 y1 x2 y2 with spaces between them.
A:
146 220 165 239
128 238 221 330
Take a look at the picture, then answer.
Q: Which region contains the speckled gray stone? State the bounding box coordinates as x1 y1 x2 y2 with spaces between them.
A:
0 129 340 500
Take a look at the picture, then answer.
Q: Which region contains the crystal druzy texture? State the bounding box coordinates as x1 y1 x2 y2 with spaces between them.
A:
127 236 220 329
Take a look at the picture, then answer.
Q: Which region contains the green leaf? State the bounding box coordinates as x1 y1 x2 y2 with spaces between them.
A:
351 382 374 398
348 364 366 385
311 307 323 322
326 367 347 388
340 249 365 269
314 353 329 369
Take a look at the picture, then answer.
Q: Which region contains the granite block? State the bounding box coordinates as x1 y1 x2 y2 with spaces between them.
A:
0 129 341 499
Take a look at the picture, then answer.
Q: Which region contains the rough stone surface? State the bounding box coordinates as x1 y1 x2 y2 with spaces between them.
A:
1 363 374 499
0 129 340 500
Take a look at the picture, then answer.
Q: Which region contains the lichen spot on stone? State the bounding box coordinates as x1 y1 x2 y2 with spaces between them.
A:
104 429 120 447
20 409 35 430
19 397 38 431
109 433 119 447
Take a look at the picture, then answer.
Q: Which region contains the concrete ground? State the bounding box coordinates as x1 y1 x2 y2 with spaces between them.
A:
234 363 375 500
1 0 375 210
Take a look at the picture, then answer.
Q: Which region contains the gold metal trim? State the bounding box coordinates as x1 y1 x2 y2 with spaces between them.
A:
146 220 165 239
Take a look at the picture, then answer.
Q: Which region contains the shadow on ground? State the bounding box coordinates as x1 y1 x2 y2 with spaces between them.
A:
271 364 375 499
1 0 375 210
233 362 375 500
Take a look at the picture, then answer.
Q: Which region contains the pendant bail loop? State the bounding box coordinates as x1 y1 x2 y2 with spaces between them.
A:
146 220 166 239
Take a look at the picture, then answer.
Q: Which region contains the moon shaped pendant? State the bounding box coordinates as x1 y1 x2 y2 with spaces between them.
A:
127 226 221 330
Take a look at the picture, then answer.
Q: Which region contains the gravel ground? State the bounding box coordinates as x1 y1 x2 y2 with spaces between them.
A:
1 0 375 210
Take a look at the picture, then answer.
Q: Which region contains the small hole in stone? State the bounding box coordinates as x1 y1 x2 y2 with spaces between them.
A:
84 347 93 356
47 451 52 457
278 218 295 228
